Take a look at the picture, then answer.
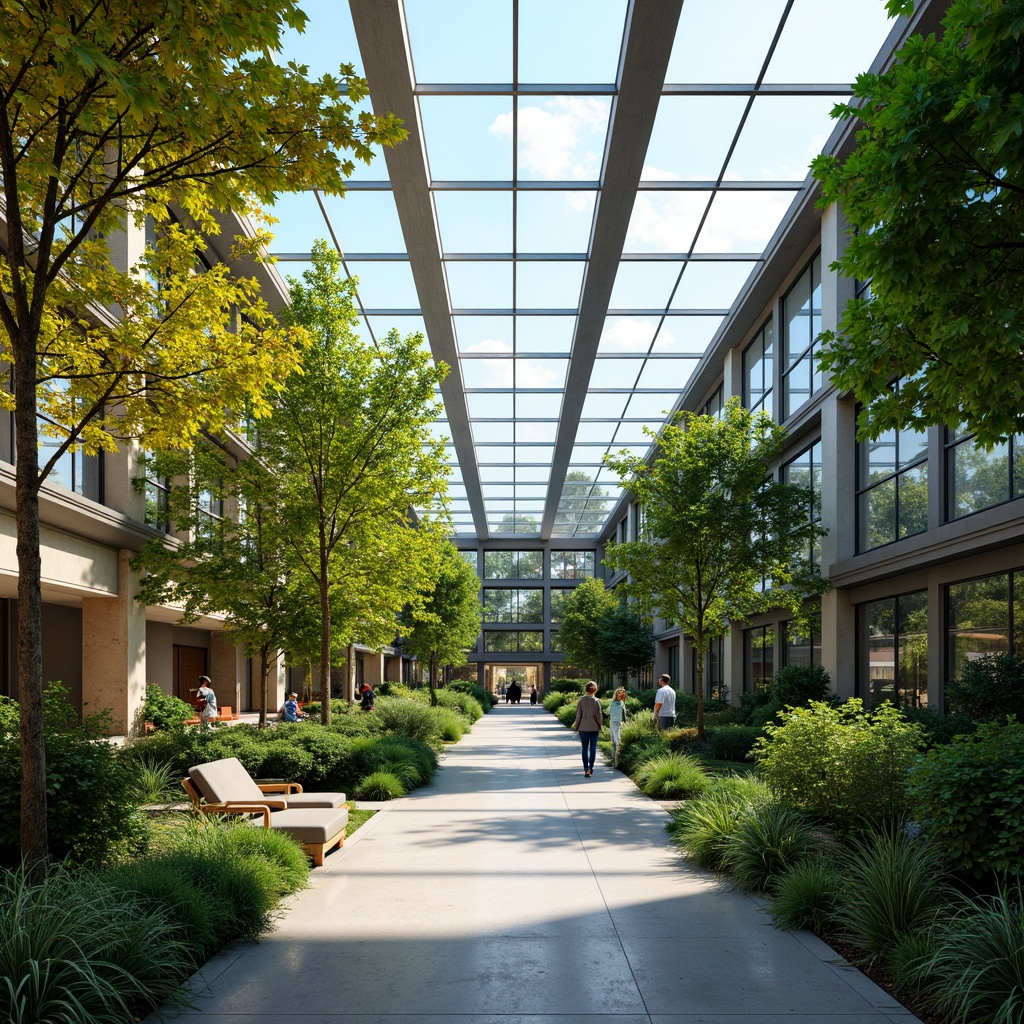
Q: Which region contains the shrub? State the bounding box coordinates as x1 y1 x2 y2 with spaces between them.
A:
836 827 951 967
616 717 668 775
0 864 191 1024
769 664 832 709
947 652 1024 723
908 720 1024 879
374 696 443 745
432 688 483 723
356 770 406 800
127 756 180 805
707 725 762 762
634 751 709 799
550 678 588 694
0 732 150 868
0 695 18 737
555 698 581 728
142 683 195 731
542 692 568 711
899 705 975 747
770 858 845 933
666 775 774 872
673 692 699 724
430 706 466 742
349 735 437 791
256 742 316 783
447 679 496 710
918 885 1024 1024
753 699 925 834
724 801 829 892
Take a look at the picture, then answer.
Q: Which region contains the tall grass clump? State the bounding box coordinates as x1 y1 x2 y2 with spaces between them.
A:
374 696 442 745
0 864 191 1024
666 775 774 872
447 679 496 710
432 688 483 723
128 756 180 805
616 716 668 775
724 801 829 892
356 770 406 800
635 751 709 799
770 858 845 933
917 885 1024 1024
431 706 466 742
836 826 951 967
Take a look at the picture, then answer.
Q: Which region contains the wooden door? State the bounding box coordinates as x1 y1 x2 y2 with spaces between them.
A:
174 645 208 703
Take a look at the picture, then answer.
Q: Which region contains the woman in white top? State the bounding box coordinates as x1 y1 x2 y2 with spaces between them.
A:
608 687 628 767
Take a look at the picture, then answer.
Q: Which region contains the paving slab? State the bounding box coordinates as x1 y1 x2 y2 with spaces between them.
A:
144 703 923 1024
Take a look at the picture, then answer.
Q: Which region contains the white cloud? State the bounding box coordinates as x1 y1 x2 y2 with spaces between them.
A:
600 319 658 352
625 192 709 252
491 97 608 180
697 192 792 253
516 358 565 388
464 338 513 353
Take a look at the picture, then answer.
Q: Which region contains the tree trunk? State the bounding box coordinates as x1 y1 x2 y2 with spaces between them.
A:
319 562 331 726
258 642 271 728
429 654 437 706
695 636 706 741
14 342 47 878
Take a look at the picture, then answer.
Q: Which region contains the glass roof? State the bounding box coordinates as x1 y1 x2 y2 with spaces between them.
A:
268 0 898 540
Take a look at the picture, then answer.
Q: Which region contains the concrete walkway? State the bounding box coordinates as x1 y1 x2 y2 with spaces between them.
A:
150 703 923 1024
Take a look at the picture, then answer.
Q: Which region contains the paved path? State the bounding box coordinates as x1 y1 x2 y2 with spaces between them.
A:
150 703 922 1024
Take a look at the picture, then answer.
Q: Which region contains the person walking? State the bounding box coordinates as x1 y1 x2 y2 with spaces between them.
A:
653 673 676 731
572 681 603 777
529 685 538 705
608 687 628 767
360 683 375 711
196 675 218 728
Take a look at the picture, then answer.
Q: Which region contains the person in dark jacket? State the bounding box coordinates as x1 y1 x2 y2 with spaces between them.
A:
572 681 603 777
360 683 375 710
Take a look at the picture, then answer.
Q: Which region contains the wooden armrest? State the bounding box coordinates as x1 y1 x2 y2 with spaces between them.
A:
257 782 302 794
201 802 272 827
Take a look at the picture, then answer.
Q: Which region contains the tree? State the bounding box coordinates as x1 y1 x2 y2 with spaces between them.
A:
594 605 655 684
558 577 618 679
131 446 305 728
812 0 1024 446
605 399 829 738
401 543 483 705
0 0 405 871
263 241 449 725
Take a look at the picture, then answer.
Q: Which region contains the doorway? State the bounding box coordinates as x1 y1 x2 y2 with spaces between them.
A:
485 663 541 700
174 645 208 704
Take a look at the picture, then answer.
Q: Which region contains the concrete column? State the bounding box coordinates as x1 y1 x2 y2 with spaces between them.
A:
722 346 742 402
81 549 146 736
725 623 744 703
821 586 856 700
365 651 385 687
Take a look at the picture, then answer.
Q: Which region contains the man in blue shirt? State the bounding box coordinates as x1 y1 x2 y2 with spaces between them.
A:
283 692 306 722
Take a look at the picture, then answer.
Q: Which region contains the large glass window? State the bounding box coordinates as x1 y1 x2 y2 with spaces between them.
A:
857 383 929 551
690 637 724 699
702 385 724 419
483 550 544 579
549 588 571 623
742 318 774 419
196 483 224 543
37 382 102 501
459 549 480 574
947 570 1024 681
781 254 822 419
550 550 595 579
782 440 822 569
483 630 543 653
946 428 1024 520
744 625 774 692
483 588 543 623
862 590 928 708
783 614 821 668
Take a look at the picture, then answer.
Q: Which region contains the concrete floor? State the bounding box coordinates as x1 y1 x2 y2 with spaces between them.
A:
148 702 923 1024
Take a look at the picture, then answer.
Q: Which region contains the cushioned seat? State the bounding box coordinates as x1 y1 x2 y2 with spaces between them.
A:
188 756 346 810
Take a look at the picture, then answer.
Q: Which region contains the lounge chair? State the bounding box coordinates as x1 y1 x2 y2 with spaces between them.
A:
182 757 348 865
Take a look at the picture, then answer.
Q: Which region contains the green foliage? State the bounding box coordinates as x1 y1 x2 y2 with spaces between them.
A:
900 705 976 747
634 751 710 799
0 695 17 737
706 725 763 762
349 735 437 791
431 707 466 742
753 699 925 834
447 679 496 709
549 679 588 695
672 692 700 724
432 688 484 723
724 802 830 893
0 864 191 1024
127 756 180 805
616 717 669 775
555 698 582 729
356 770 407 800
908 720 1024 879
557 579 618 677
666 775 775 872
769 858 845 933
769 664 832 709
0 731 150 869
593 604 655 678
812 0 1024 445
142 685 195 731
605 399 829 738
542 691 569 711
373 696 446 747
948 653 1024 723
917 885 1024 1024
836 827 951 968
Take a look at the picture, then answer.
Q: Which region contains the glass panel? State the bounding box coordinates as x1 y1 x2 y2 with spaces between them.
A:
898 464 929 539
948 574 1010 680
624 192 710 254
897 591 929 709
653 315 724 352
515 315 575 352
599 316 659 353
446 261 513 308
346 261 419 308
405 0 512 83
484 589 515 622
419 96 513 181
484 631 517 652
784 354 812 418
645 96 747 180
516 191 597 252
514 97 612 181
462 359 513 389
865 598 896 708
519 589 544 622
694 190 795 254
320 191 406 253
484 551 515 579
670 261 758 310
860 476 896 551
609 261 683 310
434 191 513 253
519 630 544 653
455 316 513 353
518 0 627 83
515 261 585 308
950 435 1010 518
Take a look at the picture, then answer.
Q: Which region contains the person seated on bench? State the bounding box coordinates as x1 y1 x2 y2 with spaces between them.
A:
283 692 307 722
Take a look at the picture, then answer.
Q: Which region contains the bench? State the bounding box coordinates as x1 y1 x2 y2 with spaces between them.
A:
182 756 348 865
